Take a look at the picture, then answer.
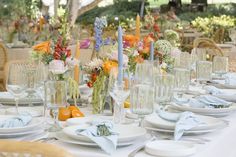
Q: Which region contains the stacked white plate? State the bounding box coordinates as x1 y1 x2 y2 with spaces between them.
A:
56 124 146 147
145 114 227 135
0 92 43 105
0 115 44 138
170 103 236 117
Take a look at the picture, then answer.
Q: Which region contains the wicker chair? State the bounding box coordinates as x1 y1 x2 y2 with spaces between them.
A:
0 140 74 157
0 43 7 91
192 38 223 61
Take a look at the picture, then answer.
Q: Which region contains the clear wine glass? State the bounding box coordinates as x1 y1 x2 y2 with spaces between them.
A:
109 67 130 124
134 61 154 84
154 74 175 109
44 80 67 132
6 62 27 114
130 83 154 127
173 68 190 98
213 56 229 77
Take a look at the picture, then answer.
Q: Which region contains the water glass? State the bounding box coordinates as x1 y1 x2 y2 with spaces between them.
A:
135 61 154 84
196 61 212 82
179 52 192 70
44 80 67 132
173 68 190 97
130 83 154 127
213 56 228 76
6 62 27 114
154 74 175 108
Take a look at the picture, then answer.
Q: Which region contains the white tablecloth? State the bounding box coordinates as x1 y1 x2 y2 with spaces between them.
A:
47 112 236 157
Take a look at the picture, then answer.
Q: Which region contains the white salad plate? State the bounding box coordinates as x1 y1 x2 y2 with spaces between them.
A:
5 107 43 117
63 124 146 143
145 140 196 157
145 114 226 131
0 116 43 133
66 117 92 126
0 127 44 138
171 103 236 116
55 131 133 147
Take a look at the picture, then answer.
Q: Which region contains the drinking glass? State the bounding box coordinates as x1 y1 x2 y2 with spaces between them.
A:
196 61 212 83
44 81 67 132
6 62 27 114
213 56 229 76
135 61 154 84
179 52 192 70
229 28 236 45
130 83 154 127
173 68 190 98
109 67 130 124
154 74 175 108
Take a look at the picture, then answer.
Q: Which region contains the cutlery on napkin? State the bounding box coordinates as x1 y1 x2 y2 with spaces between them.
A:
157 109 204 140
174 95 232 108
76 121 118 154
0 114 32 128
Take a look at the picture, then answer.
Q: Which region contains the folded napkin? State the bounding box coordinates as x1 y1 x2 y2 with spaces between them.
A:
157 109 203 140
76 121 118 154
224 73 236 86
204 86 224 95
174 95 232 108
0 114 32 128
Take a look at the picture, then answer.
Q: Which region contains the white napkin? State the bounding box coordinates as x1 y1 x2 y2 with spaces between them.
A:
174 95 232 108
0 114 32 128
157 109 203 140
224 73 236 85
76 121 118 154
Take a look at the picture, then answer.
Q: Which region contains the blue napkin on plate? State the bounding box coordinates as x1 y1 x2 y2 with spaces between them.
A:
76 121 118 154
157 109 203 140
204 86 223 95
0 114 32 128
174 95 232 108
224 73 236 85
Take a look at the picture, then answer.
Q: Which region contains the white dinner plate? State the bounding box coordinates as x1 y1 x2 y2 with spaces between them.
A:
0 116 44 133
145 114 226 131
0 127 44 138
66 117 92 126
55 131 133 147
5 107 43 117
145 140 196 157
63 124 146 143
171 103 236 115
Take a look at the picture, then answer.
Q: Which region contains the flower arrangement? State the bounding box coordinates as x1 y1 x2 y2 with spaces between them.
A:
143 11 160 40
163 29 180 47
192 15 235 42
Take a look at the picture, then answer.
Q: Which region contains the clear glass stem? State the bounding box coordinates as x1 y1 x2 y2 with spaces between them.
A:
139 116 145 127
113 102 124 124
15 97 19 114
52 108 59 127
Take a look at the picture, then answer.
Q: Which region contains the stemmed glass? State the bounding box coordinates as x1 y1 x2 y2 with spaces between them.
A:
108 67 130 124
213 56 229 77
44 80 67 132
154 74 175 109
134 61 154 84
6 62 28 114
173 68 190 98
130 83 154 127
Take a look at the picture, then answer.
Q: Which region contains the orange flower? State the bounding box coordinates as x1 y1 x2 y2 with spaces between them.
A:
103 60 118 74
135 55 144 63
123 35 139 47
32 41 51 54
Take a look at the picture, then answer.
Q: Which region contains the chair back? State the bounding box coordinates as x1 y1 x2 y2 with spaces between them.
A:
0 43 7 91
0 140 74 157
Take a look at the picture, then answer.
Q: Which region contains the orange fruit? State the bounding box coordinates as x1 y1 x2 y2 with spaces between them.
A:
72 109 84 118
124 101 130 108
58 107 71 121
68 106 79 111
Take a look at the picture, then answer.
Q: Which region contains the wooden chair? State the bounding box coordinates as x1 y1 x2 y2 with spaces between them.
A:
192 38 223 61
0 140 74 157
0 43 7 91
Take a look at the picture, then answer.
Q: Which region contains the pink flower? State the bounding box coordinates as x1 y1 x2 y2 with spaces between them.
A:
49 60 68 74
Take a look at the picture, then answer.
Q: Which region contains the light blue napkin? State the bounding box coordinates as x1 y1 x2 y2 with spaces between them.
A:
157 109 203 140
224 73 236 85
76 121 118 154
0 114 32 128
204 86 223 95
174 95 232 108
